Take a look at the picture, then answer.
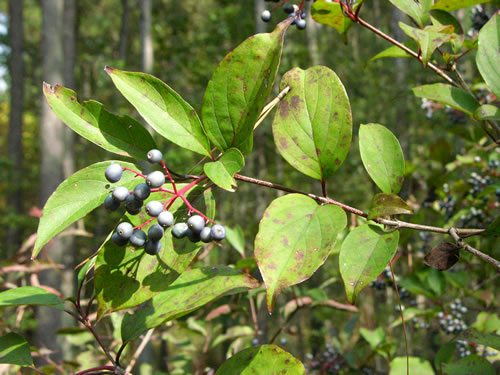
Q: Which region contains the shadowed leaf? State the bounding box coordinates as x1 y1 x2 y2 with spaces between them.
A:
215 345 305 375
0 333 33 366
412 83 479 117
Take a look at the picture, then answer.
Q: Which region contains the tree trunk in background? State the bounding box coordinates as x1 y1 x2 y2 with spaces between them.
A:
7 0 24 256
63 0 76 177
36 0 75 363
305 2 321 66
119 0 130 61
140 0 153 73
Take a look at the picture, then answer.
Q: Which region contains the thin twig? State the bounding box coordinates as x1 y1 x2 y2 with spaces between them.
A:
449 228 500 272
115 342 128 367
84 320 117 367
26 367 46 375
125 329 154 374
389 263 409 375
355 16 458 87
234 174 497 266
254 86 291 130
73 366 116 375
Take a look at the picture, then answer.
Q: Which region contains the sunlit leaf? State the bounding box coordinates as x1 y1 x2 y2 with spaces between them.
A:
367 193 413 220
106 67 212 156
215 345 305 375
272 66 352 180
32 161 141 259
43 83 156 160
389 0 432 27
412 83 479 117
256 194 347 311
204 148 245 191
0 287 64 309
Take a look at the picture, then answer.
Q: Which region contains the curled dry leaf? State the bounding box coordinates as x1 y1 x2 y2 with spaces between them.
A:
424 242 459 270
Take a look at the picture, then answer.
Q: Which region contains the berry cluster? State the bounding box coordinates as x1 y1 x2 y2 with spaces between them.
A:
369 267 411 300
103 149 225 255
261 1 313 30
304 346 347 374
468 5 490 37
437 299 468 334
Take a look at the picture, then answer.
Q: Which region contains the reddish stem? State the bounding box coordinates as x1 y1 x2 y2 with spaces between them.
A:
122 167 146 179
134 217 156 230
161 161 178 194
179 194 214 223
150 187 175 195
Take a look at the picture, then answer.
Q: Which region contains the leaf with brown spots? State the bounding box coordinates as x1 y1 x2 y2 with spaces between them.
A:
367 193 413 220
399 23 456 66
311 0 361 36
43 83 157 160
121 266 258 342
32 161 141 259
255 194 347 312
272 66 352 181
424 242 459 270
202 19 292 155
339 224 399 304
215 344 305 375
359 124 405 194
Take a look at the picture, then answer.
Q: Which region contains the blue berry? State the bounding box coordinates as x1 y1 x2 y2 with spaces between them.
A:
186 228 201 243
200 227 212 243
251 338 259 346
104 195 120 211
261 10 271 22
296 19 306 30
172 222 189 238
148 224 164 241
187 215 205 233
117 222 134 239
283 3 294 13
145 201 163 217
125 194 143 210
112 232 128 246
157 211 174 228
105 163 123 183
211 224 226 241
126 205 142 215
133 183 151 200
147 149 163 164
130 230 147 247
144 240 162 255
146 171 165 188
112 186 130 202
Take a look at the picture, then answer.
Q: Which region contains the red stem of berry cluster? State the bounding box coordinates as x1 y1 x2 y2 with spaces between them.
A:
123 164 213 229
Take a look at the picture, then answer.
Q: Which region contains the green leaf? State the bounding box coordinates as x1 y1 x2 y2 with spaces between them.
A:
389 356 434 375
42 83 156 160
433 0 490 12
203 189 216 221
429 9 464 51
367 45 412 64
367 193 413 220
105 67 211 156
476 12 500 97
311 0 357 35
444 355 495 375
77 257 96 286
215 345 305 375
0 333 33 366
255 194 347 311
202 19 291 154
0 286 64 308
340 224 399 304
484 216 500 236
399 274 436 299
399 23 455 66
203 148 245 191
359 124 405 194
412 83 480 117
32 161 140 259
472 312 500 333
210 325 254 350
225 225 246 256
389 0 432 27
434 342 456 370
272 66 352 181
121 266 258 342
456 329 500 350
360 327 386 350
426 268 446 296
94 186 202 318
475 104 500 121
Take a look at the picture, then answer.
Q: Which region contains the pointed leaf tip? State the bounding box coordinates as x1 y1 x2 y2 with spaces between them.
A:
104 66 114 74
